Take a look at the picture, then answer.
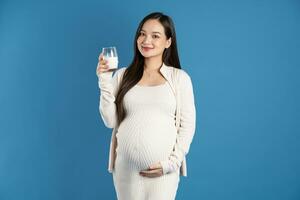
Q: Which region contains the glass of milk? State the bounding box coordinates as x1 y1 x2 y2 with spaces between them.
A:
102 46 118 71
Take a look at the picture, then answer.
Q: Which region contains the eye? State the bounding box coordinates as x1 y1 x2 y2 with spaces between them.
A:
140 32 146 36
153 35 160 39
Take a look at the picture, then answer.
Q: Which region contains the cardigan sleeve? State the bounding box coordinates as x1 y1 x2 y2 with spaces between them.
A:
160 70 196 174
98 67 126 128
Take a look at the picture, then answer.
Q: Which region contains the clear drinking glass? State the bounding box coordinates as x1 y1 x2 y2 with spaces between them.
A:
102 46 118 71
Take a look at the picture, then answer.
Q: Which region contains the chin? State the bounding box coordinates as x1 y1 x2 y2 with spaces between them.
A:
139 51 160 58
141 54 155 58
138 51 150 58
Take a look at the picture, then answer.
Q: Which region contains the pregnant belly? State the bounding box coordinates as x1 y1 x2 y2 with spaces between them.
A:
115 119 177 170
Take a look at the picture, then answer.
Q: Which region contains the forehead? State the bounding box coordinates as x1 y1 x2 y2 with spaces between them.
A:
141 19 164 33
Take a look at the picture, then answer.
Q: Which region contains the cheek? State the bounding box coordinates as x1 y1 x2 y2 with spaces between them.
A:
136 39 143 51
155 40 166 48
137 37 143 45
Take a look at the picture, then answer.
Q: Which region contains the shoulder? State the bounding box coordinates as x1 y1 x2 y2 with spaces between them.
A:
175 68 193 85
167 67 194 91
169 66 191 79
113 67 127 79
115 67 127 75
110 67 127 85
176 68 195 95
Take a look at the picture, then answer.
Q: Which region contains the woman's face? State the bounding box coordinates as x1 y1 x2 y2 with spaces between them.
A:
137 19 171 59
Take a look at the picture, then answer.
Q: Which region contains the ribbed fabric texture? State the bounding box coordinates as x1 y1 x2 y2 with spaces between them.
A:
99 65 197 177
113 82 180 200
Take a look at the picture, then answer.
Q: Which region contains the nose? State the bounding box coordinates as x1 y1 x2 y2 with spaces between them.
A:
142 35 152 44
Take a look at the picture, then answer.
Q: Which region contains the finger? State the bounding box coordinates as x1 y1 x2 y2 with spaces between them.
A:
142 173 157 178
98 53 103 61
98 58 107 65
149 163 161 170
97 63 109 70
96 67 110 75
140 169 162 175
97 67 110 73
146 169 161 173
140 170 162 178
99 56 107 63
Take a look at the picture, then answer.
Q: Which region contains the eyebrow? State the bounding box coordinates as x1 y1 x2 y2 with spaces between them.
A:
141 30 162 35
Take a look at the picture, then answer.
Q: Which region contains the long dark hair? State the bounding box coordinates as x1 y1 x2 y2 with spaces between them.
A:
115 12 181 126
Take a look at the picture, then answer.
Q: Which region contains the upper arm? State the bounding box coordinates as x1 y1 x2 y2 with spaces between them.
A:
178 69 196 152
111 67 127 95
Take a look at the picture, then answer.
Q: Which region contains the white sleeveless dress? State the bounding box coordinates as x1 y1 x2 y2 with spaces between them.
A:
112 81 180 200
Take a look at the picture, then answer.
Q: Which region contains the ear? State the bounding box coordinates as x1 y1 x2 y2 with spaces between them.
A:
165 37 172 49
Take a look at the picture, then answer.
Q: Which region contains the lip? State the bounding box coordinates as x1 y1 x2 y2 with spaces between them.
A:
142 46 154 51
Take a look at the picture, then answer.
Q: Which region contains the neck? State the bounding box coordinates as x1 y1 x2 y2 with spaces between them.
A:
144 56 163 72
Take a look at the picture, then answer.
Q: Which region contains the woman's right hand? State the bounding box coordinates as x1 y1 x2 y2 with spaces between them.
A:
96 53 110 78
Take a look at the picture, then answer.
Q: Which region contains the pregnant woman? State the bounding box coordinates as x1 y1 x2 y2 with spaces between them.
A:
96 12 196 200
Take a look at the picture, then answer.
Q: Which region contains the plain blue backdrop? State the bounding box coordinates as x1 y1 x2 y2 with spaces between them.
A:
0 0 299 199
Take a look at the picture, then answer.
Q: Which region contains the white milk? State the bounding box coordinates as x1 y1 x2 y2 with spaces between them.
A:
104 56 118 69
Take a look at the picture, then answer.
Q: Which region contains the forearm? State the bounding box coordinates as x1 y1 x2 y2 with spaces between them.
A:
98 71 117 128
160 112 196 174
160 71 196 174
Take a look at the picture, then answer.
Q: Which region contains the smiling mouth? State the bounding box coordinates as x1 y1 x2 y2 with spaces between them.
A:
142 47 154 51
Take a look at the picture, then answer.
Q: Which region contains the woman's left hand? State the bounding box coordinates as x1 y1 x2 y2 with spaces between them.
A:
139 162 163 178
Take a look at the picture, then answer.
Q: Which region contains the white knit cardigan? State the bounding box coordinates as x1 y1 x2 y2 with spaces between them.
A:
98 63 196 177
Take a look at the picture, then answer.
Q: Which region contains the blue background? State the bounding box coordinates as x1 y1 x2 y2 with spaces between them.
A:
0 0 299 199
